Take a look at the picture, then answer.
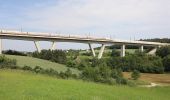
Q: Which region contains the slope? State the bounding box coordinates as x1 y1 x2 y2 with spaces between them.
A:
5 55 80 74
0 69 170 100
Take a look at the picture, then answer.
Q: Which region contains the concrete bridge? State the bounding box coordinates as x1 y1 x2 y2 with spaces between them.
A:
0 30 169 59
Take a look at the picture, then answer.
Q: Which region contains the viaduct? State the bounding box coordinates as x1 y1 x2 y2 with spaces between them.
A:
0 30 169 59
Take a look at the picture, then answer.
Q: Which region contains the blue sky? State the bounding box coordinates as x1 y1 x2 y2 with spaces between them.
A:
0 0 170 51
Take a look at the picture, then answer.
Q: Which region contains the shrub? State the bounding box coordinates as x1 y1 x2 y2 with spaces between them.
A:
43 68 59 76
156 46 170 58
64 68 72 79
81 66 117 84
111 68 123 79
32 49 67 64
3 50 27 56
77 60 90 70
33 66 43 73
111 49 120 57
66 49 79 59
131 70 140 80
108 55 164 73
66 60 76 68
22 65 32 71
0 55 17 68
91 58 107 67
59 72 67 79
163 55 170 72
116 77 127 85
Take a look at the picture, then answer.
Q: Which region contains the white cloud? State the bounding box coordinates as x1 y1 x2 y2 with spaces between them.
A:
1 0 170 51
21 0 170 39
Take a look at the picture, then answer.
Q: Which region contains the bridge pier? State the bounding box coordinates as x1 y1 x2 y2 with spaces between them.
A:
88 43 96 57
0 38 2 54
120 44 125 57
139 45 144 52
34 41 41 53
98 44 105 59
147 47 157 55
50 41 56 51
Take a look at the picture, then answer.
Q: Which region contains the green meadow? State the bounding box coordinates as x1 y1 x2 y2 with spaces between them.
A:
0 69 170 100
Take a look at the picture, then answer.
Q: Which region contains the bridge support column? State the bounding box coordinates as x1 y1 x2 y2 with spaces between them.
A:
147 47 157 55
88 43 96 57
98 44 105 59
139 45 144 52
50 41 56 51
120 44 125 57
34 41 41 53
0 38 2 54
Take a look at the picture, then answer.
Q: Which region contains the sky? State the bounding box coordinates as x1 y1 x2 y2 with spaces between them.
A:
0 0 170 51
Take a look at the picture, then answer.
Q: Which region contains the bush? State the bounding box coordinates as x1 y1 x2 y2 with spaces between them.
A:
108 55 164 73
111 49 120 57
156 46 170 58
59 72 67 79
66 49 79 59
22 65 32 71
33 66 43 73
81 66 121 84
163 55 170 72
3 50 27 56
0 55 17 68
116 77 127 85
91 58 107 67
52 50 67 64
66 60 76 68
32 49 67 64
131 70 140 80
111 68 127 84
65 68 72 79
111 68 123 79
77 60 90 70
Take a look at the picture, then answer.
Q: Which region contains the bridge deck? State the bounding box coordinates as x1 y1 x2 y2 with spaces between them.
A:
0 30 169 46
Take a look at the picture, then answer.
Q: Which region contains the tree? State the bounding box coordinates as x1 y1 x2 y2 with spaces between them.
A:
156 46 170 58
163 55 170 72
111 68 123 79
111 49 120 57
131 70 140 80
77 60 89 70
65 68 72 79
91 58 107 67
66 60 76 68
32 49 67 64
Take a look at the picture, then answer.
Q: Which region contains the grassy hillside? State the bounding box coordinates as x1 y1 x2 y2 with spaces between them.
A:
0 69 170 100
5 55 80 74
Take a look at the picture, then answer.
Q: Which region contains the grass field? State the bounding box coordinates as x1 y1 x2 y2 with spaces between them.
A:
5 55 80 74
0 69 170 100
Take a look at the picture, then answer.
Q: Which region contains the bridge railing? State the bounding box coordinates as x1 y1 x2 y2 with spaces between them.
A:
0 30 110 41
0 29 170 46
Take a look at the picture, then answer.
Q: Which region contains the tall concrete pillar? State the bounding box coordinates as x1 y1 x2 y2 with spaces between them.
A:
139 45 144 52
147 47 157 55
120 44 125 57
34 41 41 53
0 38 2 54
98 44 105 59
50 41 56 51
88 43 96 57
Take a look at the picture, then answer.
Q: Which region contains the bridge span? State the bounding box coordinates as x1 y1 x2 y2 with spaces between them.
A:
0 30 169 59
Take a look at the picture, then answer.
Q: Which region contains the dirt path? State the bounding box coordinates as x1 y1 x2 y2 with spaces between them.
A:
123 72 170 85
